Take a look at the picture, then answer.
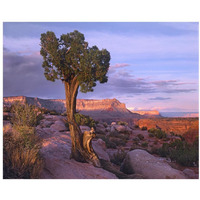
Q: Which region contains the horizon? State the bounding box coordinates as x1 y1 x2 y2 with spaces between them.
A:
3 95 199 113
3 22 199 112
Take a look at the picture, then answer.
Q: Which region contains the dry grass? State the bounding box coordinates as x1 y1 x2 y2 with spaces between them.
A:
3 102 44 179
3 128 44 179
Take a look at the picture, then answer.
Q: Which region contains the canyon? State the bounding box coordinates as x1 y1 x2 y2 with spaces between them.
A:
3 96 199 140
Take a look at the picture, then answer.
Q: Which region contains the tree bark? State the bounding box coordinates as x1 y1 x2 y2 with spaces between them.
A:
64 78 101 167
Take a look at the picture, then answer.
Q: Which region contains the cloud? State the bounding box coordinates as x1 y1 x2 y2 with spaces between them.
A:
148 97 171 101
110 63 130 68
3 50 65 99
3 36 40 54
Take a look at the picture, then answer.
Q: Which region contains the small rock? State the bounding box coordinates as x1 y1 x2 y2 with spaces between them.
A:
50 120 67 132
183 168 198 179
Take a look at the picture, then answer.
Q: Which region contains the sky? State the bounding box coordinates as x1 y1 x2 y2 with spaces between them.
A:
3 22 199 112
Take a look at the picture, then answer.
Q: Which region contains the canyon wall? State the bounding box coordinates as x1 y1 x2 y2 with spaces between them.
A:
131 110 161 118
3 96 142 123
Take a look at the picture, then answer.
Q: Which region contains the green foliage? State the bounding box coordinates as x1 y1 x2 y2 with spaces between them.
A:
110 150 127 166
40 30 111 93
148 128 167 139
141 126 147 131
104 138 117 149
158 139 199 167
148 132 154 137
74 113 97 128
109 137 127 147
137 134 144 140
117 121 128 126
3 103 44 179
3 106 11 112
141 142 148 147
11 102 42 128
96 132 128 149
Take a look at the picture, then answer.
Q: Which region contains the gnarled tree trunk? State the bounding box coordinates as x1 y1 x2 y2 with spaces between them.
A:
64 78 101 167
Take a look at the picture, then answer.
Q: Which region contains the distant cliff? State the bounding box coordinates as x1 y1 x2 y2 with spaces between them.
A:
131 110 161 118
3 96 142 123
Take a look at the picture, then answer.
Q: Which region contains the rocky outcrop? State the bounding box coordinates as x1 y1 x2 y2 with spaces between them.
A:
36 115 117 179
121 149 187 179
3 96 142 124
131 110 161 118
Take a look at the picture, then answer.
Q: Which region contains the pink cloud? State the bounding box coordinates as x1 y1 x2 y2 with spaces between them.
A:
110 63 130 69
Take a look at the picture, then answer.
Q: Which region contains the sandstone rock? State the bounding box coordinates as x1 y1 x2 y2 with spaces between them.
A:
93 139 110 161
182 168 198 179
110 126 117 133
40 158 117 179
50 120 67 132
113 124 126 132
96 123 106 134
105 126 111 132
39 130 116 179
121 149 187 179
41 120 54 128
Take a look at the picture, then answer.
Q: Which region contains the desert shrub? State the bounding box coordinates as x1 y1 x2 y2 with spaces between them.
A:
3 106 12 112
141 142 148 147
158 143 170 157
117 121 128 126
96 134 117 149
104 138 117 149
134 124 139 128
137 134 144 140
3 128 43 179
148 128 167 139
148 132 154 137
158 139 199 167
141 126 147 131
11 102 43 127
3 103 44 179
153 141 158 145
169 139 198 166
109 131 129 140
133 137 140 142
110 137 127 147
111 149 127 165
75 113 97 128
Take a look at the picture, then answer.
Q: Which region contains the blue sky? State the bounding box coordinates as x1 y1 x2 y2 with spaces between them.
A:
3 22 199 112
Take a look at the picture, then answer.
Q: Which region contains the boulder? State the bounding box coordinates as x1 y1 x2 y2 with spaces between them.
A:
113 125 126 132
50 120 67 132
40 158 117 179
121 149 187 179
92 139 110 161
96 123 106 134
